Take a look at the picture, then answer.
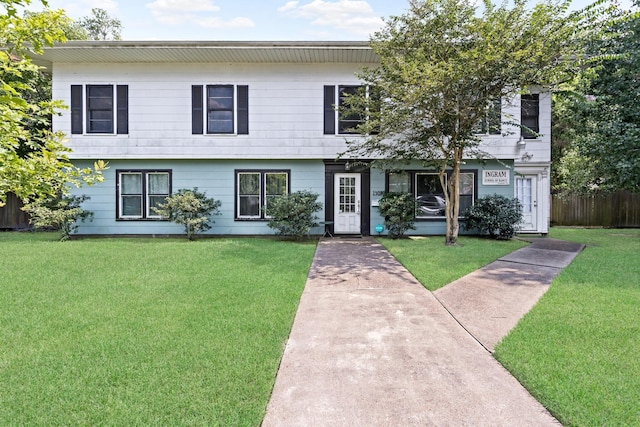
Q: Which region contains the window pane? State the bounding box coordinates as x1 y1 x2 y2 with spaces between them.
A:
88 85 113 98
460 173 474 196
240 196 260 216
521 94 539 138
416 174 446 217
208 86 233 98
208 96 234 110
488 99 501 135
121 173 142 195
338 85 363 134
148 173 169 195
266 173 287 196
148 195 167 214
208 111 233 133
122 195 142 216
459 195 473 214
388 172 410 193
239 173 260 195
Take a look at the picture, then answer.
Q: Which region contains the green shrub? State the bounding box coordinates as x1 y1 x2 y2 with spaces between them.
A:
463 194 523 239
23 194 93 241
266 190 322 240
377 192 416 239
152 188 221 240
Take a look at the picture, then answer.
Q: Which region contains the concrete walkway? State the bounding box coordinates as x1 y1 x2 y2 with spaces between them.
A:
262 237 584 427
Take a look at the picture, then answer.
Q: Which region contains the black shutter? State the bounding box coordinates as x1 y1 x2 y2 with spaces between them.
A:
237 85 249 135
324 85 335 135
192 85 204 134
71 85 83 134
116 85 128 134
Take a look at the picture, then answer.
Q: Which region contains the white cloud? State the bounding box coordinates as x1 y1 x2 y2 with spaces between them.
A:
278 0 383 37
277 1 299 13
146 0 253 28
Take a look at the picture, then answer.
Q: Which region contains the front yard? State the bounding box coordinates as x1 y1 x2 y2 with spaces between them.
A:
2 229 638 426
0 233 315 426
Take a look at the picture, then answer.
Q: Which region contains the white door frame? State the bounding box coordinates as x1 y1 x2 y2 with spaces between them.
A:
334 173 362 234
515 175 538 232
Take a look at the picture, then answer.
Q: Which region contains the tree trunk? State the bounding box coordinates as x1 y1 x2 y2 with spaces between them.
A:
444 151 462 246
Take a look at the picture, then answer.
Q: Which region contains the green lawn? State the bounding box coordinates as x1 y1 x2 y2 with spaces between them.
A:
0 233 316 426
493 228 640 426
379 235 529 291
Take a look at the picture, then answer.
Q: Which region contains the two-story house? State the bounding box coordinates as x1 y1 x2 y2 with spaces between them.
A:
34 41 551 236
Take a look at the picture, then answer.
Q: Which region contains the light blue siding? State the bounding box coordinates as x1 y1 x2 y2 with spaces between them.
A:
367 160 515 236
70 159 325 235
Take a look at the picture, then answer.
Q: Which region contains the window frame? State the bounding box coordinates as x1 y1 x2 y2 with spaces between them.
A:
521 94 540 139
324 85 378 136
71 84 128 135
116 169 172 221
235 170 290 220
86 84 114 134
207 84 235 134
474 98 502 135
192 84 249 135
385 169 478 220
338 85 364 135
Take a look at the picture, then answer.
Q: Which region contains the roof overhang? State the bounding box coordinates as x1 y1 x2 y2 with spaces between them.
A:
32 40 379 71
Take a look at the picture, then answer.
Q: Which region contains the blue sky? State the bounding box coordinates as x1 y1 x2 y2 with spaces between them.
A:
34 0 632 41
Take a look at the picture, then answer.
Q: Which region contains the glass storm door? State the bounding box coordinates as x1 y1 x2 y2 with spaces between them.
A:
516 176 537 231
334 173 361 234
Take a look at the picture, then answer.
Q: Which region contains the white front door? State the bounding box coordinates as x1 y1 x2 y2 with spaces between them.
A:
516 175 537 231
334 173 361 234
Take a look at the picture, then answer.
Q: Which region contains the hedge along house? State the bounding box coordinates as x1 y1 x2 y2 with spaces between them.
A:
33 41 551 237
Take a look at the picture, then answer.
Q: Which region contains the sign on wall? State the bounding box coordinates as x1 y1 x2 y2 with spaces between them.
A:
482 170 510 185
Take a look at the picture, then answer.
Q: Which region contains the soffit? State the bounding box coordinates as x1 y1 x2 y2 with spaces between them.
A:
32 41 379 71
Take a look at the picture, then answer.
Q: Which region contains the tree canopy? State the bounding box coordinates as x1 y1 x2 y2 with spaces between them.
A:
341 0 627 244
554 3 640 195
77 8 121 40
0 0 106 206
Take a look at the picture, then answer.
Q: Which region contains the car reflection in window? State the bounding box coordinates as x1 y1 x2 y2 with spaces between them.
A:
417 194 446 216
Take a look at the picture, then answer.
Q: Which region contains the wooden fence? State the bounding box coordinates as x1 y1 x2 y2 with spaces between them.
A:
551 191 640 227
0 193 31 230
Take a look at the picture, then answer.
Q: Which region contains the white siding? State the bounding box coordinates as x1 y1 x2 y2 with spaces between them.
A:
52 62 528 161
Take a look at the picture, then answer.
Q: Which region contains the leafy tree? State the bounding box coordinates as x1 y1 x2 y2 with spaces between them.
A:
340 0 618 245
77 8 121 40
0 0 107 207
553 4 640 195
152 188 221 241
24 194 93 241
266 190 322 240
377 192 416 239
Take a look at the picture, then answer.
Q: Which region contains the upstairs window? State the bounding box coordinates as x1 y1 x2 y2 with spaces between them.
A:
324 85 379 135
192 85 249 135
521 94 540 139
70 84 128 134
474 98 501 135
338 85 363 134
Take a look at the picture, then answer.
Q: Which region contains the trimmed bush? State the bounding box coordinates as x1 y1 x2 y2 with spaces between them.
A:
377 192 416 239
24 194 93 241
152 188 221 240
266 190 322 240
463 194 523 239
